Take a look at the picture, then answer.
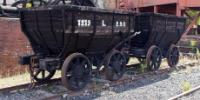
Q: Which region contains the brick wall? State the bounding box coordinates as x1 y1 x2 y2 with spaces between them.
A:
0 18 32 77
104 0 118 9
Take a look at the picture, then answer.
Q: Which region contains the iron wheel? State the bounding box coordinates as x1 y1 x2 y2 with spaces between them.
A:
105 50 126 81
31 69 56 83
121 47 130 64
167 45 179 67
146 45 162 71
61 53 92 91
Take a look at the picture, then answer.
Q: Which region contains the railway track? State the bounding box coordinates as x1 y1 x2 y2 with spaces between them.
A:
0 78 61 93
41 61 198 100
168 85 200 100
0 60 198 100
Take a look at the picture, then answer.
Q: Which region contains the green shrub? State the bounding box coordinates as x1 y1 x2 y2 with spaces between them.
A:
182 81 192 92
190 40 197 47
138 63 147 73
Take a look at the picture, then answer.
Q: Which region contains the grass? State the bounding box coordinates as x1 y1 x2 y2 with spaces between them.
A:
190 40 198 47
138 62 147 73
0 70 61 89
0 54 28 78
0 72 30 88
181 81 192 92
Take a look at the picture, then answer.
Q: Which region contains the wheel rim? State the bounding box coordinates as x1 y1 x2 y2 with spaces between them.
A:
62 53 91 91
32 68 56 83
147 46 162 71
105 51 126 81
168 46 179 67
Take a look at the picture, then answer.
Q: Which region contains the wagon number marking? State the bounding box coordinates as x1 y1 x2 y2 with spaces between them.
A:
78 19 91 27
77 19 126 27
116 21 126 27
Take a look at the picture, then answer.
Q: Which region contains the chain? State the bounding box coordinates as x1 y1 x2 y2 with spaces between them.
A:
28 56 37 89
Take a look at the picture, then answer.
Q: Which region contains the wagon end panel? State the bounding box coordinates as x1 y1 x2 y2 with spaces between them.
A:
155 15 186 54
20 7 74 57
161 16 186 51
176 17 187 42
20 9 51 55
36 9 64 55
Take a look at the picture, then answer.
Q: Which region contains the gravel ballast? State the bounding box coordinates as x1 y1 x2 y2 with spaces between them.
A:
179 90 200 100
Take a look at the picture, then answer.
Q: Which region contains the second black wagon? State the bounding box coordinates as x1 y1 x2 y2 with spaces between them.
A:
130 12 186 71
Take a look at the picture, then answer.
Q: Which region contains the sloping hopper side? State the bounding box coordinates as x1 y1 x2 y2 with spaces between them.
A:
20 5 134 58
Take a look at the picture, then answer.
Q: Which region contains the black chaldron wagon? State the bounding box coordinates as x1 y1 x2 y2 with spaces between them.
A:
19 5 136 91
130 13 186 71
19 4 186 91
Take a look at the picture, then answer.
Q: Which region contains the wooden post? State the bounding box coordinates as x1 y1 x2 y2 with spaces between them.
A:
176 2 181 16
154 6 158 13
116 0 118 8
3 0 7 6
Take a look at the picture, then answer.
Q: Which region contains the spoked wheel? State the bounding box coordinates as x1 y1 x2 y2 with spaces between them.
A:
61 53 92 91
167 45 180 67
29 65 56 83
105 50 126 81
146 45 162 71
121 47 130 64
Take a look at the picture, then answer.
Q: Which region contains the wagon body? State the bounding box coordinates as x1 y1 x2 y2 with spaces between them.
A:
130 12 186 57
20 5 135 64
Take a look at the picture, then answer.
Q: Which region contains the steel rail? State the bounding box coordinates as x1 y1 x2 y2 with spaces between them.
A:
168 85 200 100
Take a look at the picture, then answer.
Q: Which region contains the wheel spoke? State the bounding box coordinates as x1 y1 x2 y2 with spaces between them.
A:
75 78 79 89
116 54 121 61
69 77 77 88
74 78 85 89
105 51 125 81
83 66 90 74
113 66 121 74
76 58 81 65
152 61 156 70
81 60 87 67
147 46 161 71
34 69 41 76
66 71 73 77
42 70 45 79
